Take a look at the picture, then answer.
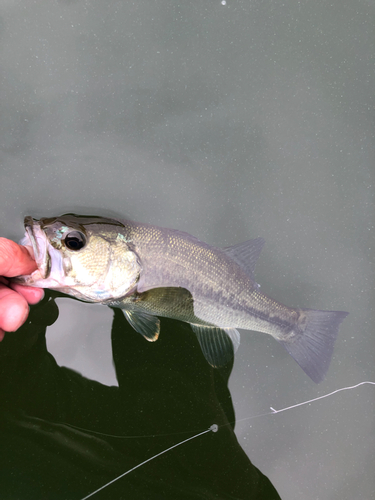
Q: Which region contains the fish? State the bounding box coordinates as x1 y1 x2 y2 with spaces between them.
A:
13 214 348 383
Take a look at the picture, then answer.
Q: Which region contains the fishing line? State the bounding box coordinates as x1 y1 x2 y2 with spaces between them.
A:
269 380 375 414
60 421 208 439
78 380 375 499
65 381 375 439
80 424 218 500
234 380 375 425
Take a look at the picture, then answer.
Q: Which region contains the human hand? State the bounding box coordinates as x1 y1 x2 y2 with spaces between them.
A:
0 238 44 341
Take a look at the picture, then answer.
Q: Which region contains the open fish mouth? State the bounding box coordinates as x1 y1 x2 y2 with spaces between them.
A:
16 216 51 284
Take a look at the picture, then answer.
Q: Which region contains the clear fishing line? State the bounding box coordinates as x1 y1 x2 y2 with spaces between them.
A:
78 380 375 500
80 424 218 500
235 380 375 424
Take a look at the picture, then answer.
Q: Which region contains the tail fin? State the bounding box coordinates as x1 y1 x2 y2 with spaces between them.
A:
278 309 348 383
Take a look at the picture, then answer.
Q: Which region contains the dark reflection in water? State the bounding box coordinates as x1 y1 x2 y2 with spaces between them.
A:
0 292 280 500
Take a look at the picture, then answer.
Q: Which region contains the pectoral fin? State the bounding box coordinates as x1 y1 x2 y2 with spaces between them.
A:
190 324 240 367
121 309 160 342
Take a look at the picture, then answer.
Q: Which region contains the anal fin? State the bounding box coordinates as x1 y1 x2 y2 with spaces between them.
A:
190 324 240 368
121 309 160 342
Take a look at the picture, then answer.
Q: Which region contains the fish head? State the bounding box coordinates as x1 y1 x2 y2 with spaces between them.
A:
14 214 141 303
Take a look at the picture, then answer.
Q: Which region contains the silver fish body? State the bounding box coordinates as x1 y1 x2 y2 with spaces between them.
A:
14 214 348 382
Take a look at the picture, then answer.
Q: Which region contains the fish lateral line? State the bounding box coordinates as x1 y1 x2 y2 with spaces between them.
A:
14 213 349 383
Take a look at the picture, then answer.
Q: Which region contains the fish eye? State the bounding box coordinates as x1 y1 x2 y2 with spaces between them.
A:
64 231 86 251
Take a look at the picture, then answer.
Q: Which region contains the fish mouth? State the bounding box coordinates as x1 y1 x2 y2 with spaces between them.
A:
18 216 51 282
15 216 68 288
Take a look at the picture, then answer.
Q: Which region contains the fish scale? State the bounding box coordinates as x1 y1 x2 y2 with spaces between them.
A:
13 213 348 383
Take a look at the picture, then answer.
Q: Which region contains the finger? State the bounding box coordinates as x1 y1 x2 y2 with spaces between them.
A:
0 329 4 341
0 285 29 332
0 238 37 277
10 283 44 305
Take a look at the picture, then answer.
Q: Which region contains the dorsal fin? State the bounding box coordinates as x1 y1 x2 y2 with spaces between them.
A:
190 324 240 367
222 237 265 279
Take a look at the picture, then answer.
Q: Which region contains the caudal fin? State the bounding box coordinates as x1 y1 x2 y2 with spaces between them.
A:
278 309 348 383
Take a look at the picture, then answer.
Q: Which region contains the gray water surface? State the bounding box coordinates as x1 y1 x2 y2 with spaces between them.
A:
1 1 374 499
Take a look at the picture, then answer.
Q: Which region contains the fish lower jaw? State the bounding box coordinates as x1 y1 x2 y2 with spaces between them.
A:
11 270 43 287
18 271 67 289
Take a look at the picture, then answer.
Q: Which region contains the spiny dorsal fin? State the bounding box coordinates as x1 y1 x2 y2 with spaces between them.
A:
190 324 240 367
222 237 265 279
121 309 160 342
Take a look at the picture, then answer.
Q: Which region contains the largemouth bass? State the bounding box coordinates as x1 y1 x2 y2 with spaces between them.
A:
14 214 348 383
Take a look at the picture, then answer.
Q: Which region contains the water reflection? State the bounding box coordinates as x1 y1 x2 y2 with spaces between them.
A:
0 292 280 499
